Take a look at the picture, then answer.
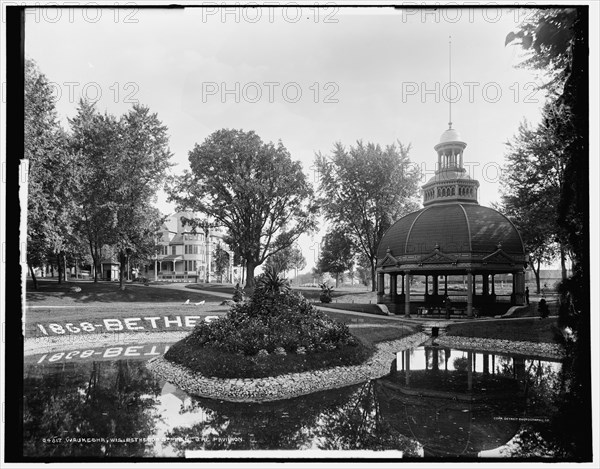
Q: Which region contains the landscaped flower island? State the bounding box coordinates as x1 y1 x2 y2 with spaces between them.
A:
146 271 427 402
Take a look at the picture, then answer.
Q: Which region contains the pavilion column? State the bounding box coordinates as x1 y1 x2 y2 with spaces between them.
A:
467 351 473 392
472 274 477 296
482 274 489 296
390 273 398 302
377 272 385 303
433 275 439 296
514 357 526 381
432 348 439 371
425 275 429 297
444 275 448 295
404 272 411 317
511 273 516 304
401 273 405 295
514 270 525 305
467 271 474 318
491 274 496 295
405 350 411 386
483 353 490 374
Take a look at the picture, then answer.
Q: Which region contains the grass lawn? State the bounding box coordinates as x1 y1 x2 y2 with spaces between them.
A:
316 309 400 325
186 283 235 294
446 317 563 344
27 279 225 304
349 325 417 345
23 280 412 341
24 279 230 337
187 283 352 301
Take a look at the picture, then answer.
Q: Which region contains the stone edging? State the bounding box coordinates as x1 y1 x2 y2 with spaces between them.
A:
145 332 430 403
24 331 189 355
437 335 565 360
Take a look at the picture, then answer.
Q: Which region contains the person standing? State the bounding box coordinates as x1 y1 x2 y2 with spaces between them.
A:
444 295 452 320
538 298 549 319
525 286 530 305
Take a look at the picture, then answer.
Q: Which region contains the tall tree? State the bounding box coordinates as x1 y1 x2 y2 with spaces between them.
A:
498 103 573 290
25 59 78 288
68 101 120 282
69 102 172 289
264 243 306 277
507 7 590 459
112 105 174 290
167 129 318 288
315 141 420 291
213 243 230 283
317 228 354 287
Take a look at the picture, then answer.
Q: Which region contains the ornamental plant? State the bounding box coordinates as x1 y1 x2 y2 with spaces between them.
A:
232 283 245 302
319 282 334 303
181 270 359 357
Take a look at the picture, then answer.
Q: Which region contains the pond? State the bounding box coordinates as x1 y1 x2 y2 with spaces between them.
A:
22 340 567 460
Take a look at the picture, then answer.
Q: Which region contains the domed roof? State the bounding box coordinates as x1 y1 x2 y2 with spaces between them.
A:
377 203 524 260
438 127 464 144
423 168 473 186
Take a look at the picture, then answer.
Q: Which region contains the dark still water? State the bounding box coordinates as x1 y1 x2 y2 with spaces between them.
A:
22 342 568 460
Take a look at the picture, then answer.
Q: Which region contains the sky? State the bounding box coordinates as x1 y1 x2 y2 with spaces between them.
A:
22 2 589 274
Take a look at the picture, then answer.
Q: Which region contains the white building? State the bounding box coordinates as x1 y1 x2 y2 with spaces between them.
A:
148 211 239 283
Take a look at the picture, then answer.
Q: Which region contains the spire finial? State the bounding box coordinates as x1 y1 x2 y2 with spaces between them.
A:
448 35 452 129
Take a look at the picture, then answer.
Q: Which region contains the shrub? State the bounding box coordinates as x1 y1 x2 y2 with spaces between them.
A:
255 267 291 296
165 340 373 379
167 270 363 369
232 283 245 302
319 283 334 303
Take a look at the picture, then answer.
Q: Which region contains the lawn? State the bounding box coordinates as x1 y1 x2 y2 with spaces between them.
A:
446 317 563 344
24 279 230 338
187 283 353 301
26 279 224 304
349 325 417 345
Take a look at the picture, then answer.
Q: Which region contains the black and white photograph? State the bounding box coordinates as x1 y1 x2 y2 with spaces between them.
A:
2 1 598 466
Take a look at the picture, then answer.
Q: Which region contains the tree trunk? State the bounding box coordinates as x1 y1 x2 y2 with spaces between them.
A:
531 258 541 294
119 252 126 291
335 272 339 288
370 258 376 292
88 237 98 282
29 264 38 290
560 245 568 280
57 254 63 285
245 260 256 289
91 243 101 283
64 253 68 282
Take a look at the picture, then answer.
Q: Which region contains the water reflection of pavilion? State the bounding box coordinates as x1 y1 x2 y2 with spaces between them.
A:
375 345 560 458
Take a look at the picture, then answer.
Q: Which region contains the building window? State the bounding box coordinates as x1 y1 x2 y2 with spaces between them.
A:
185 244 200 254
172 245 176 255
